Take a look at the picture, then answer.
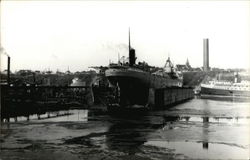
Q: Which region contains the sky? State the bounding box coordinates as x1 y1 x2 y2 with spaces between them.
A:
1 1 250 72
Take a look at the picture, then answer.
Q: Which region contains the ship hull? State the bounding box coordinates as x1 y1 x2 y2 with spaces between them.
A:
105 68 182 108
106 68 151 107
107 76 150 106
201 86 250 97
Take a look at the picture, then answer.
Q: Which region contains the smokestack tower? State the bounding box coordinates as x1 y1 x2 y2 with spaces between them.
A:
203 38 209 72
7 56 10 85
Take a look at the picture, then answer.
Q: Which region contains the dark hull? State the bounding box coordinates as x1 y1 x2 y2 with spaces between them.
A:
201 86 250 97
107 76 149 106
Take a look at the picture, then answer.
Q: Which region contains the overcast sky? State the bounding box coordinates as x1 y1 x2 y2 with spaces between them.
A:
1 1 250 72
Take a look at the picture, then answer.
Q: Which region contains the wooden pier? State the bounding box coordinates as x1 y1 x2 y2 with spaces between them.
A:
0 85 92 121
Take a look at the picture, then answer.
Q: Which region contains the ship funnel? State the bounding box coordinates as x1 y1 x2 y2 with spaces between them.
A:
128 28 136 66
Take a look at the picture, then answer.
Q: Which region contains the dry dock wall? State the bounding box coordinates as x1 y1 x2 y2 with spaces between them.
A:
149 87 194 109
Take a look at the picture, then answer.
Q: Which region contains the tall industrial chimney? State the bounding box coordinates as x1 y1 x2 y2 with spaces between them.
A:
7 56 10 85
203 39 209 72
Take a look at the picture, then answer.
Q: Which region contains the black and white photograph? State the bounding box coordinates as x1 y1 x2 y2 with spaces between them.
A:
0 1 250 159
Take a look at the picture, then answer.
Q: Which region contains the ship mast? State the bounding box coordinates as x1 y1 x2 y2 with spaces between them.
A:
129 28 131 51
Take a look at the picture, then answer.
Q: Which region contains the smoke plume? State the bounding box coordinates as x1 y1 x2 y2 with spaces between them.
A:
0 46 10 56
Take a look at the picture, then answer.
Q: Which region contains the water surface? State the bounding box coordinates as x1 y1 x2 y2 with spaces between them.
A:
1 98 249 159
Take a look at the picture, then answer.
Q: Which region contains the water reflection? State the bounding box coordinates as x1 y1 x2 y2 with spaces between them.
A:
203 142 209 149
179 116 249 124
145 140 248 159
106 121 147 154
3 110 89 122
182 116 190 122
200 95 250 102
105 115 181 154
38 110 88 122
143 114 249 159
2 106 249 159
201 116 209 150
2 97 249 160
202 117 209 123
105 114 249 155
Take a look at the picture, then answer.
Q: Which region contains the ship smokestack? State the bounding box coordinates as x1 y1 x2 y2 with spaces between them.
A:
128 28 136 66
7 56 10 85
129 49 136 66
203 38 209 72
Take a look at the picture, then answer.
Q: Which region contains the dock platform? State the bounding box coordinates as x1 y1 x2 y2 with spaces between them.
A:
149 87 194 109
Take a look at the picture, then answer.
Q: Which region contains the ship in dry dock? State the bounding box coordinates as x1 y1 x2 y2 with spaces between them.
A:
104 30 183 110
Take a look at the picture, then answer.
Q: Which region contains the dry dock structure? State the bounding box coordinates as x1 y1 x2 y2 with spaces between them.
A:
149 87 194 109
